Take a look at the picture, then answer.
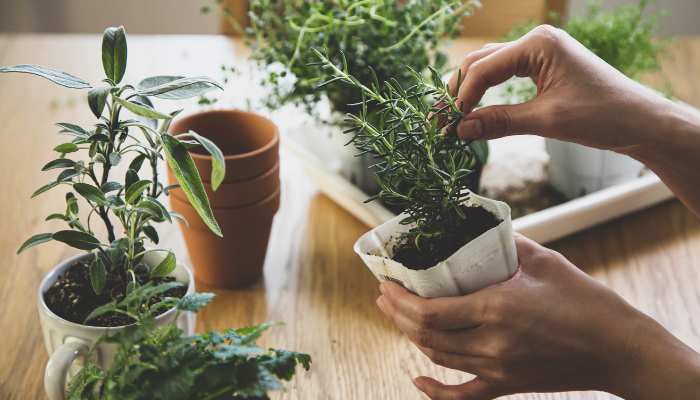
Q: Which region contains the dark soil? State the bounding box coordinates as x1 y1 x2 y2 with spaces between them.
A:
392 205 501 270
44 260 187 327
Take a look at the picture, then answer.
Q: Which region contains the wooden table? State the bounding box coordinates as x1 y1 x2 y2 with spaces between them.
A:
1 34 700 400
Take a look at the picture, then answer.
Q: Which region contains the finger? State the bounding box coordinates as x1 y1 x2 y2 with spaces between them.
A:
416 345 495 374
457 99 545 140
447 43 508 96
378 295 484 354
379 282 486 329
414 376 502 400
513 232 543 263
456 41 540 115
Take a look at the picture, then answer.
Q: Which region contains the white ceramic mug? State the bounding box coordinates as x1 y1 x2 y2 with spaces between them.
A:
39 252 196 400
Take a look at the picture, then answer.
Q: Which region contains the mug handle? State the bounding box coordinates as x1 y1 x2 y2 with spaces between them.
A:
44 340 89 400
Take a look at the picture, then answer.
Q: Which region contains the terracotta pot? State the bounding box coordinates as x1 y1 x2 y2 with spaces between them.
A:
169 109 280 182
169 188 281 288
168 161 280 209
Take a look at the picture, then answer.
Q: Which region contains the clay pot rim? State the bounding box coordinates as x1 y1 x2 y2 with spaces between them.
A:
172 109 280 162
170 185 281 212
202 159 280 186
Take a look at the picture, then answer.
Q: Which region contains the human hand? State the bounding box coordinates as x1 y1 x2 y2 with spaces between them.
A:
376 234 700 399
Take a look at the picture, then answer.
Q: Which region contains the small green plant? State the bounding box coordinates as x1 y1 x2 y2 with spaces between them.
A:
240 0 479 115
503 0 666 103
67 287 311 400
5 26 226 323
314 50 488 265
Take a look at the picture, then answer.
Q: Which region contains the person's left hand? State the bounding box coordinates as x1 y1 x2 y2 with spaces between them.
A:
375 234 686 399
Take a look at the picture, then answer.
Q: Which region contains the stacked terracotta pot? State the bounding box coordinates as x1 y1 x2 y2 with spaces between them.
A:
168 110 280 288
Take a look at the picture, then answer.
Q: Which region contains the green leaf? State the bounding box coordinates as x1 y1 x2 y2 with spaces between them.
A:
134 198 165 221
161 135 222 236
187 130 226 190
108 152 121 166
66 193 79 215
73 183 107 205
125 169 139 190
46 213 69 222
101 181 122 193
137 75 223 99
101 26 127 84
142 225 159 244
84 300 117 323
56 122 90 137
176 292 214 312
42 158 75 171
128 153 147 172
90 257 107 295
54 143 79 153
150 251 176 278
52 230 101 250
469 140 489 166
88 86 110 118
17 233 53 254
125 180 150 204
0 64 91 89
32 181 60 198
114 96 171 120
57 169 79 182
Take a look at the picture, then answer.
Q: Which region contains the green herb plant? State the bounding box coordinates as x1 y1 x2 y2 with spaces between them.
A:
313 50 488 264
67 286 311 400
6 27 226 316
241 0 479 115
503 0 667 103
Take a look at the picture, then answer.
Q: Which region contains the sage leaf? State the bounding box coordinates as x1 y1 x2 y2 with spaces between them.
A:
17 233 53 254
161 135 222 236
73 183 107 205
137 75 223 100
42 158 75 171
176 292 215 312
114 96 171 120
88 86 110 118
53 230 101 250
32 181 60 198
56 122 89 137
101 26 127 84
188 130 226 190
89 257 107 295
0 64 91 89
125 180 150 204
150 251 175 278
57 169 79 182
54 143 79 153
142 225 159 244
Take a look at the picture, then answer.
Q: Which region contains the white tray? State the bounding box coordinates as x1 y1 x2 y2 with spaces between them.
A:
282 136 674 244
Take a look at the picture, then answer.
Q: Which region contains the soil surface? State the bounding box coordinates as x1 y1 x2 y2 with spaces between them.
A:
392 205 501 270
44 260 187 327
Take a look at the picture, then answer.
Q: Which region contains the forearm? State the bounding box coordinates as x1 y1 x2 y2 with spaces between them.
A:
628 98 700 217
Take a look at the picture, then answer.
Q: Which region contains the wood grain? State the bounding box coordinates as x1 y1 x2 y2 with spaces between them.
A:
1 34 700 400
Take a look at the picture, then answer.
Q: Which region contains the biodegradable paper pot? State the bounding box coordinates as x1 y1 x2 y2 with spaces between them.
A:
354 193 518 298
169 188 280 288
40 252 195 400
168 161 280 209
546 139 644 199
169 109 280 182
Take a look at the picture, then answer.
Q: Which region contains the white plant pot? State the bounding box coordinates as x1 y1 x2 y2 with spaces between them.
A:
354 193 518 298
39 252 196 400
546 139 645 199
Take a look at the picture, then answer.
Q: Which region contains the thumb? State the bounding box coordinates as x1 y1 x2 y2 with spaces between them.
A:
413 376 502 400
457 100 545 141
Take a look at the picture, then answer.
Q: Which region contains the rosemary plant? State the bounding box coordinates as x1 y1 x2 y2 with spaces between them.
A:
241 0 479 115
6 27 225 324
68 287 311 399
314 50 489 265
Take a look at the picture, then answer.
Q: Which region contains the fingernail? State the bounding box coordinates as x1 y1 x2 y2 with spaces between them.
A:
458 118 483 139
379 282 387 294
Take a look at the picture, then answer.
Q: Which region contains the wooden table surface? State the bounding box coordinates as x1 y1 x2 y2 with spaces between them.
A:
1 34 700 400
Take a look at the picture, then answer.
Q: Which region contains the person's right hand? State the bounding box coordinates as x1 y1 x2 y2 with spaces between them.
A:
450 25 700 216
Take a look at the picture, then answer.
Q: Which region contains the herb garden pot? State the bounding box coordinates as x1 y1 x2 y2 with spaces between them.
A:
40 252 195 400
546 139 645 199
169 188 281 288
354 193 518 298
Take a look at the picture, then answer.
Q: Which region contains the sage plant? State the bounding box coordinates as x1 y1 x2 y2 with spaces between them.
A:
314 50 488 258
7 27 225 296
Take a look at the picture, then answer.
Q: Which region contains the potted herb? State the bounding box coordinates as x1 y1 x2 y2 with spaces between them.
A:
500 0 664 199
314 51 517 298
3 26 226 372
240 0 486 195
46 287 311 400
